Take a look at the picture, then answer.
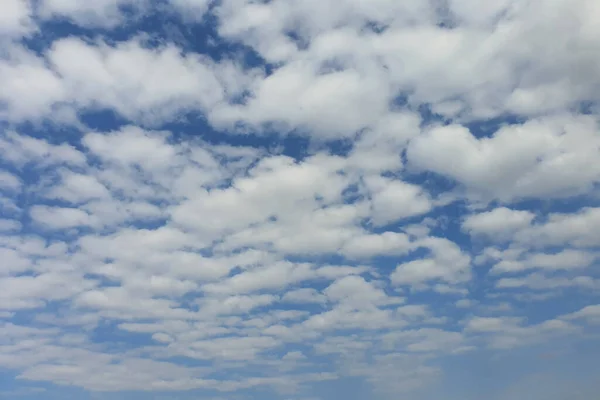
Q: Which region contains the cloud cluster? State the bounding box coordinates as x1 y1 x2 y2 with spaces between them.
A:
1 1 599 399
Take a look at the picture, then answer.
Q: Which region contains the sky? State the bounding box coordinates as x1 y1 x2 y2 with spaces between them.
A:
1 0 600 399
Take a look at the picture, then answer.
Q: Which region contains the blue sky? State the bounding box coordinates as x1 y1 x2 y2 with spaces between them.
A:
1 0 600 399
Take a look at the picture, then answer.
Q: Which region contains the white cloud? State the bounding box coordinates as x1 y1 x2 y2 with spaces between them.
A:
515 207 600 248
464 315 578 349
210 60 392 138
0 0 34 38
324 275 388 308
365 176 433 226
47 38 227 125
391 237 471 286
0 247 32 276
463 207 535 239
0 48 67 121
495 273 600 291
171 154 349 242
43 169 111 204
346 112 421 173
201 261 316 295
0 37 245 125
562 305 600 325
340 232 411 259
0 219 21 232
383 328 464 353
211 0 600 129
465 316 524 333
455 299 474 309
30 206 98 230
0 106 597 399
0 131 85 167
82 126 179 171
0 170 22 192
2 0 599 136
1 272 96 310
198 294 278 316
282 288 327 305
448 0 515 27
170 0 212 20
407 115 600 202
491 249 598 274
1 1 600 398
38 0 146 28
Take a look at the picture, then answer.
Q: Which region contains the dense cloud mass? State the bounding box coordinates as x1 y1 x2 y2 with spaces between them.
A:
0 1 599 399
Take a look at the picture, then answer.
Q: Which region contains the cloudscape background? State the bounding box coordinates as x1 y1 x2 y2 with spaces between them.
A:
1 0 600 399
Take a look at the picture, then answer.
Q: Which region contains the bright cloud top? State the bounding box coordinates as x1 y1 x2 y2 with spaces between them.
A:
0 1 599 400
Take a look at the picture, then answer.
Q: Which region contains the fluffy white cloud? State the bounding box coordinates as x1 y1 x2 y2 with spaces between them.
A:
340 232 411 259
2 0 600 136
48 38 228 124
42 170 110 203
463 207 535 239
515 207 600 248
0 219 21 232
0 38 247 125
282 288 327 305
408 115 600 202
29 206 98 230
1 1 600 399
365 176 433 226
0 0 34 38
0 125 485 395
491 249 598 274
170 0 212 18
562 305 600 325
210 60 392 138
0 170 22 192
0 131 85 167
211 0 600 128
0 48 67 121
465 315 578 349
496 273 600 291
391 237 471 286
38 0 146 28
1 272 96 310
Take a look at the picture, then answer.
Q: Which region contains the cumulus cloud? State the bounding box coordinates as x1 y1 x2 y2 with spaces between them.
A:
0 37 246 125
562 305 600 325
1 1 599 399
408 115 600 202
0 170 22 192
462 207 535 239
38 0 148 28
391 237 472 286
0 0 35 39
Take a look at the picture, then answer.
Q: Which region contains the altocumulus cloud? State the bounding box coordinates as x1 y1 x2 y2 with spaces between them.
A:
0 1 600 400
